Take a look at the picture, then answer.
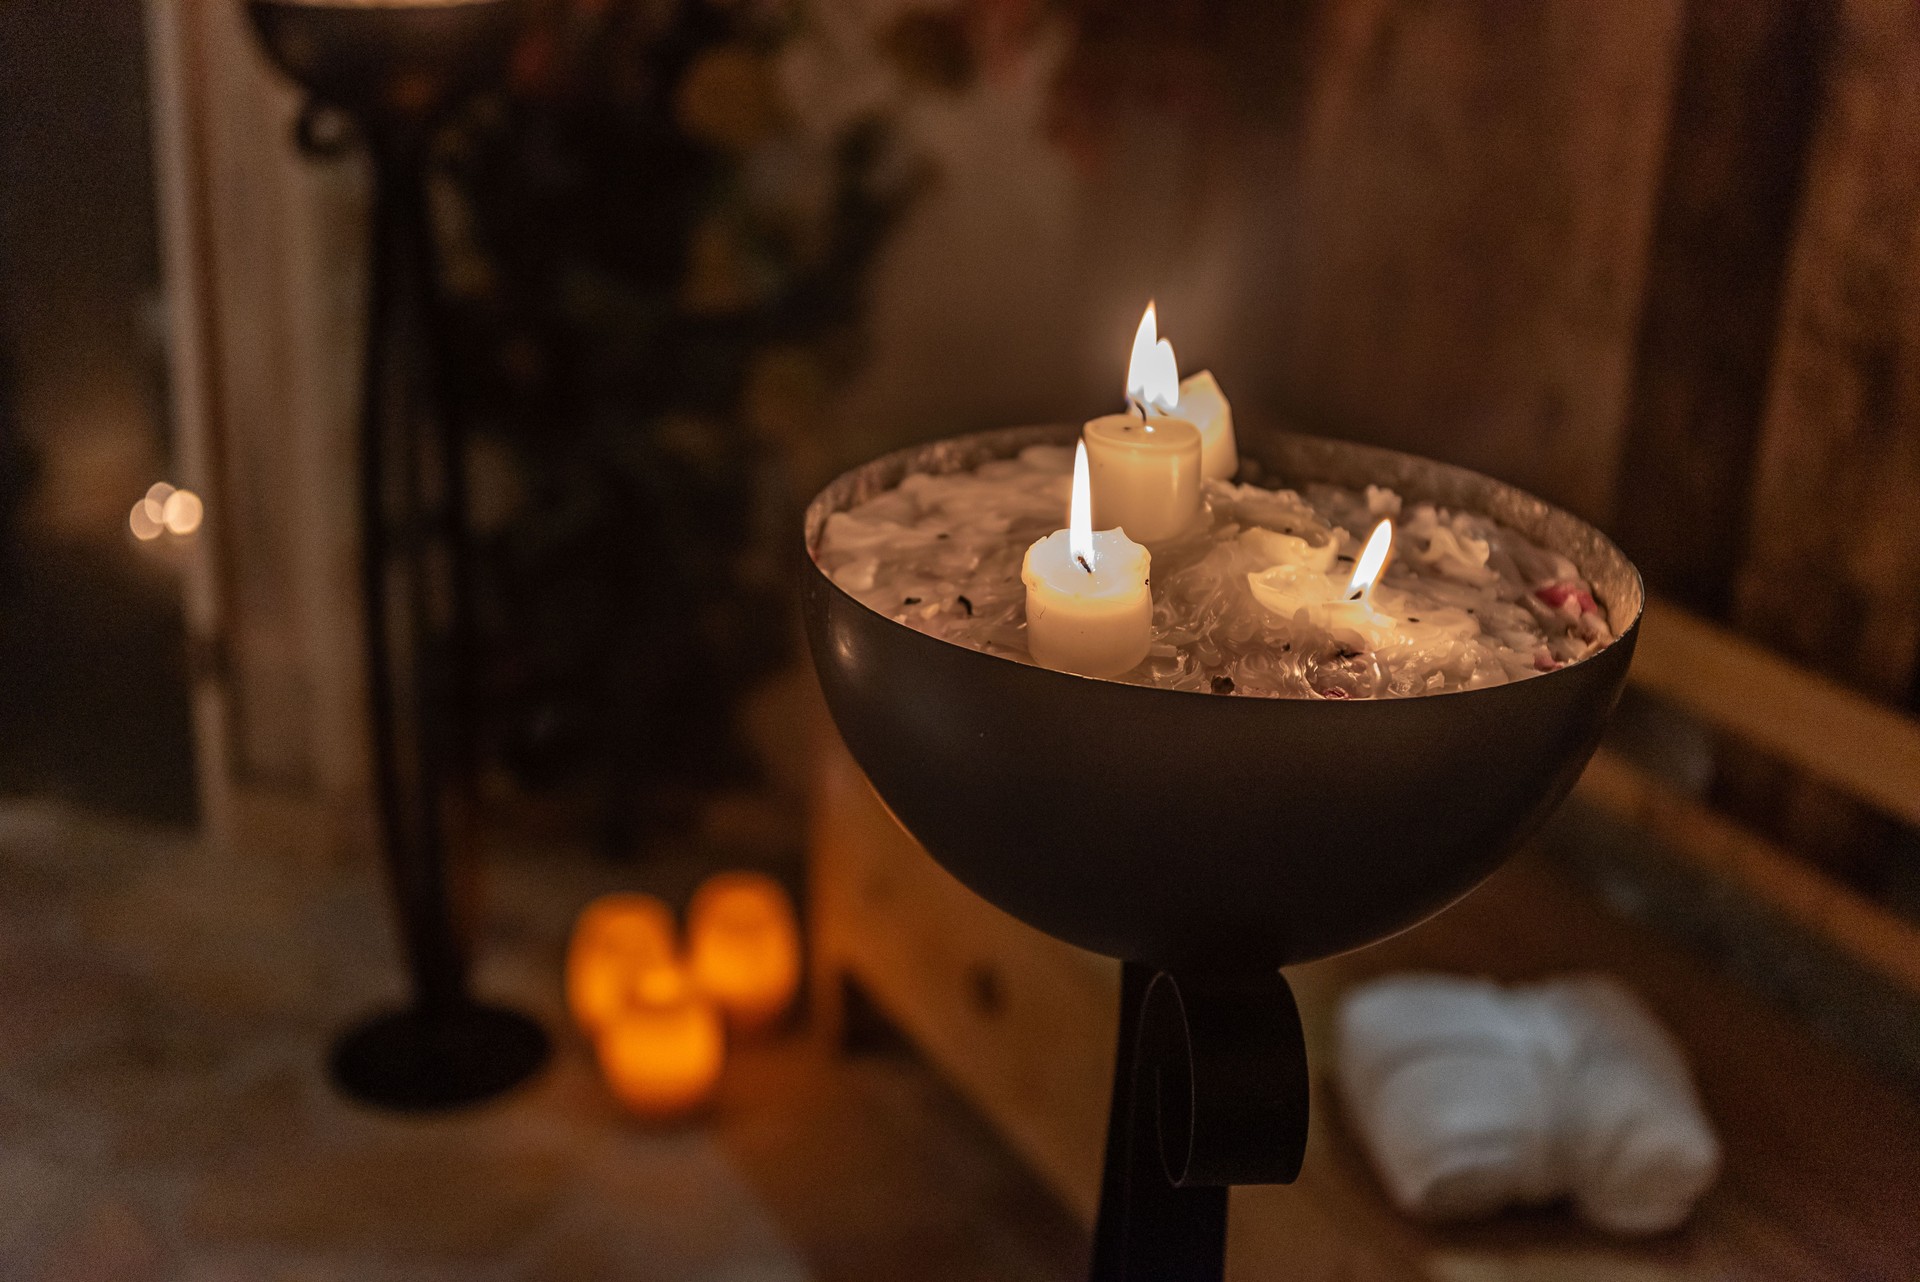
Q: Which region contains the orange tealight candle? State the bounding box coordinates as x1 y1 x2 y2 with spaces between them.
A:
566 893 677 1034
687 872 801 1033
595 965 725 1120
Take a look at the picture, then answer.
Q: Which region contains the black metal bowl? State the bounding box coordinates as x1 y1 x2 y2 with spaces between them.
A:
247 0 519 122
803 425 1642 971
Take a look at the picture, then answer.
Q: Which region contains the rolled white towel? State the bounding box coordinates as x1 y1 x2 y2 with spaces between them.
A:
1334 973 1719 1234
1336 977 1559 1219
1552 976 1722 1234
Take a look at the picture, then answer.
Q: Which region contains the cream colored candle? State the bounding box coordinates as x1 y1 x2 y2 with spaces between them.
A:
1248 519 1399 649
1023 441 1153 677
1178 370 1237 480
1083 304 1203 543
1083 412 1203 543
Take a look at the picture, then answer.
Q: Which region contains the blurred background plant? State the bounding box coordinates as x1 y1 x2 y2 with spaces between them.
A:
433 0 1018 852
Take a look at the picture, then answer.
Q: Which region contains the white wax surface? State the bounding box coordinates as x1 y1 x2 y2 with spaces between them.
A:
1178 371 1238 480
816 446 1615 699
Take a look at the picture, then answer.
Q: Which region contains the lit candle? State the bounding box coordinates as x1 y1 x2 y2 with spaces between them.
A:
566 893 678 1034
1083 304 1203 543
1022 440 1152 677
595 964 726 1121
687 872 802 1034
1177 370 1237 481
1248 519 1398 649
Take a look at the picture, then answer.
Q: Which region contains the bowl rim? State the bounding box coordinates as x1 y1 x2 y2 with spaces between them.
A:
805 422 1645 706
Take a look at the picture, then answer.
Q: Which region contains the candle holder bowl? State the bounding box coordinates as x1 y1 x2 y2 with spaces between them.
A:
805 423 1641 971
802 423 1642 1280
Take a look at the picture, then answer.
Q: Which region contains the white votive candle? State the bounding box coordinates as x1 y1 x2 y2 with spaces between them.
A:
1178 370 1237 480
1083 411 1203 544
1248 519 1400 650
1023 441 1152 677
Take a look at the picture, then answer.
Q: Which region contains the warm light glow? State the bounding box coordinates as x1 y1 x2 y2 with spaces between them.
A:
566 893 678 1034
688 872 801 1034
595 963 726 1120
129 500 163 542
1125 303 1180 413
161 488 203 536
1069 440 1095 571
1348 520 1394 602
1128 303 1158 401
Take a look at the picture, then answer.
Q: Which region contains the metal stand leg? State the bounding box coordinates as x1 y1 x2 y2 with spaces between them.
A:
325 124 547 1111
1090 963 1310 1282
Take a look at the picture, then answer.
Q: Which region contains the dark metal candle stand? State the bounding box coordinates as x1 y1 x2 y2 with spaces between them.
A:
803 425 1643 1281
247 0 548 1109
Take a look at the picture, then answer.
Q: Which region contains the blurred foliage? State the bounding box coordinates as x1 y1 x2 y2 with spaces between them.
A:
432 0 983 850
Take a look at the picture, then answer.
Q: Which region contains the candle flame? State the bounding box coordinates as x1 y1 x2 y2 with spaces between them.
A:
1126 303 1180 413
1070 439 1095 570
1347 519 1393 601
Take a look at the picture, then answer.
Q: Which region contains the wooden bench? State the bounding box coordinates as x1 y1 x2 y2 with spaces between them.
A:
808 597 1920 1282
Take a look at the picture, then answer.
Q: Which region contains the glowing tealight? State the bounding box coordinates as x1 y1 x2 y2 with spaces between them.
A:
1022 441 1152 678
595 964 725 1120
688 872 801 1033
566 893 678 1034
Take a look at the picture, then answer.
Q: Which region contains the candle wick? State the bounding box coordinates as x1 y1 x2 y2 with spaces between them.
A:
1076 554 1093 573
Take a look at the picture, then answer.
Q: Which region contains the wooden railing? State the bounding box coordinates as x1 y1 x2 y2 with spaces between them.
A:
1574 599 1920 996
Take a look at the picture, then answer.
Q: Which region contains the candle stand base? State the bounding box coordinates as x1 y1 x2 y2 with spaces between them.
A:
1091 963 1309 1282
330 1002 550 1112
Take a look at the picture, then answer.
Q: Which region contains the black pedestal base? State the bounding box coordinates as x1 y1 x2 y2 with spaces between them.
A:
1091 964 1309 1281
330 1002 550 1110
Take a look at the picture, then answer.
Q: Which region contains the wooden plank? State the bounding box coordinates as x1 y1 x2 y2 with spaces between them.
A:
1734 0 1920 707
1224 0 1683 524
1632 598 1920 828
1610 0 1837 615
1574 747 1920 995
810 744 1119 1225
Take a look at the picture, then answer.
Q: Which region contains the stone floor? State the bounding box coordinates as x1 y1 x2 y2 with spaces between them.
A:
0 798 1084 1281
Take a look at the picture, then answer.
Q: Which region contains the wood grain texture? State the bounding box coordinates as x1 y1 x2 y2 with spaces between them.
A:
1576 747 1920 995
1224 0 1683 523
1611 0 1837 615
1633 598 1920 828
810 744 1119 1225
1736 0 1920 706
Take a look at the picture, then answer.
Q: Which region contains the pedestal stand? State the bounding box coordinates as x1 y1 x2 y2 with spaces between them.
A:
247 0 546 1109
1091 964 1309 1281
